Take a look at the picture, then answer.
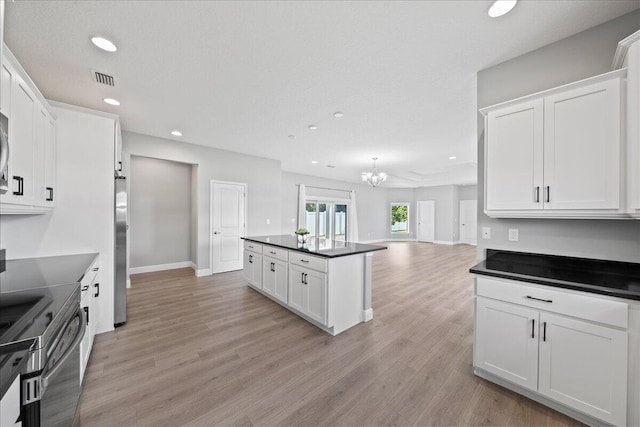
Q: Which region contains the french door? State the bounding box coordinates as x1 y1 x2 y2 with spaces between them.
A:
305 200 348 242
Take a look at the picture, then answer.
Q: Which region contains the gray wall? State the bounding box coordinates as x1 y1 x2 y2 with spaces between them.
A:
415 185 459 243
477 10 640 262
123 131 282 272
129 156 192 268
459 184 477 201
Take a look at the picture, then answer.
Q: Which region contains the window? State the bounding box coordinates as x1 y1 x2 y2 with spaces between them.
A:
391 203 410 233
306 200 349 242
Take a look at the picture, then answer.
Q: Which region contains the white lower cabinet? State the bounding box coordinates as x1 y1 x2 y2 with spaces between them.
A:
262 256 287 304
0 375 21 427
474 277 629 426
538 312 627 426
475 298 539 392
243 250 262 289
80 257 100 383
289 264 327 326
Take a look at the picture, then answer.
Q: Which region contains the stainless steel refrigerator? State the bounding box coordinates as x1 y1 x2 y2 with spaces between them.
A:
114 175 127 327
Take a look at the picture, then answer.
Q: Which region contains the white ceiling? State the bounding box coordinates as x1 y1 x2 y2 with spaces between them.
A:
5 1 639 187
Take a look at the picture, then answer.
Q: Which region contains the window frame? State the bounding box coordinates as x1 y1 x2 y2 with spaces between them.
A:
390 202 411 234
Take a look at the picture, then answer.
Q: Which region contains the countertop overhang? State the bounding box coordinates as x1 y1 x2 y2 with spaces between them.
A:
243 235 386 258
470 249 640 301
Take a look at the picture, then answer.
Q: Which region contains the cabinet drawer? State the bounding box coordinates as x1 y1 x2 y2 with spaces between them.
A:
244 241 262 254
476 276 628 328
290 252 327 273
263 246 288 262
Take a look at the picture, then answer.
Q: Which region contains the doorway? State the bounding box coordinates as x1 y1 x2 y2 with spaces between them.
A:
417 200 435 243
210 180 247 273
459 200 477 245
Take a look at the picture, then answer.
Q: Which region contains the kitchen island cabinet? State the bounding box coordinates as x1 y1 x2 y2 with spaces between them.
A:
242 235 386 335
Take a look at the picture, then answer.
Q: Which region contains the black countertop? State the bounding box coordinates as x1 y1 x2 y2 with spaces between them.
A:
243 235 386 258
470 249 640 301
0 253 98 293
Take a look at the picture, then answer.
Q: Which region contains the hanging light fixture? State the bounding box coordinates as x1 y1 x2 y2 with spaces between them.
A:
361 157 388 187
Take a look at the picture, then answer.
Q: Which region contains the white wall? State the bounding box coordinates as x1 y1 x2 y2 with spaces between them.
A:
0 104 117 334
477 9 640 263
459 184 477 201
129 156 192 269
122 131 282 273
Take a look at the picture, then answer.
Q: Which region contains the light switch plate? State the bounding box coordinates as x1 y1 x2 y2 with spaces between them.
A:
482 227 491 239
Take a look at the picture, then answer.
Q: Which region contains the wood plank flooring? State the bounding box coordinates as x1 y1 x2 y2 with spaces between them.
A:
75 242 584 427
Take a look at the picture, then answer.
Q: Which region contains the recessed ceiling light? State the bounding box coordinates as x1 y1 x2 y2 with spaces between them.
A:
103 98 120 106
91 36 117 52
171 130 183 137
488 0 517 18
311 160 319 164
333 112 344 118
449 156 457 160
308 125 318 130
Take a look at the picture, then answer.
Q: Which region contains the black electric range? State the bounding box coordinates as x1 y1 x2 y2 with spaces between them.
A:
0 253 97 403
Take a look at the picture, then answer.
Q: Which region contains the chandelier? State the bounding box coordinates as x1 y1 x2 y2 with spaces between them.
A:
361 157 388 187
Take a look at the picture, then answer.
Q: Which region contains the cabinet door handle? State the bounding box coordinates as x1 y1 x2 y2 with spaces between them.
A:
270 262 275 272
304 273 308 284
94 283 100 298
301 272 305 283
118 161 123 172
45 312 53 327
531 319 535 339
526 295 552 303
545 186 550 203
84 306 89 324
249 254 253 263
12 176 23 196
535 186 540 203
543 321 547 342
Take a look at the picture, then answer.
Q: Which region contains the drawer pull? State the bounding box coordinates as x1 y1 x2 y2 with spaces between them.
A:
300 259 309 263
526 295 552 303
270 251 276 255
531 319 535 339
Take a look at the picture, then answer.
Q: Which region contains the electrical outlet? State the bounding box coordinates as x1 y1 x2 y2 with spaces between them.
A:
508 228 519 241
266 219 270 225
482 227 491 239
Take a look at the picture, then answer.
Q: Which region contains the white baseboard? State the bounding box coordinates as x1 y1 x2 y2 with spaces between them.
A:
129 261 192 275
360 238 417 244
363 309 373 322
434 240 456 245
126 278 131 289
195 268 211 277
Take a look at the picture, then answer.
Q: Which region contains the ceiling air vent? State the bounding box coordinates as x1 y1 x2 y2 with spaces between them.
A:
91 70 115 87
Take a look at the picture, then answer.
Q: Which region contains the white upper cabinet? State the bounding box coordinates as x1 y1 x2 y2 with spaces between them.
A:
481 69 627 219
0 45 57 214
486 99 543 210
543 78 621 210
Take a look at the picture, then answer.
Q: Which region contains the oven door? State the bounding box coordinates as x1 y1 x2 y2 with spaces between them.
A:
23 307 86 427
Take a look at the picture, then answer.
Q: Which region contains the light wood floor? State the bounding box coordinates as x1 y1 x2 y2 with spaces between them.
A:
75 242 583 427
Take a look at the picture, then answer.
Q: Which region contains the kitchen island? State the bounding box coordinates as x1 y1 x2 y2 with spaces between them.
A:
242 235 386 335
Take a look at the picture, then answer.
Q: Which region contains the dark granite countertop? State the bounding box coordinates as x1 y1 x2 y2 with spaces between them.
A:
470 249 640 301
0 253 98 293
243 235 386 258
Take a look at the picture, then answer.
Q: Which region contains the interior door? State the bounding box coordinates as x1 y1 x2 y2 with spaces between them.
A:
211 181 246 273
417 200 435 243
459 200 477 245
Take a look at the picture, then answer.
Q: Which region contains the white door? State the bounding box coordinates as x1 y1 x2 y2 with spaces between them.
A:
486 99 544 210
417 200 435 243
538 312 627 426
543 78 621 210
459 200 477 245
475 297 539 392
211 181 246 274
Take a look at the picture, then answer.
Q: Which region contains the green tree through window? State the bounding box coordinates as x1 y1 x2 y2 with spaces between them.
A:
391 204 409 233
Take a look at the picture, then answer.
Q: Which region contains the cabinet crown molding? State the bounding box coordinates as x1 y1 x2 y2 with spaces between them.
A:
479 68 627 117
612 29 640 70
